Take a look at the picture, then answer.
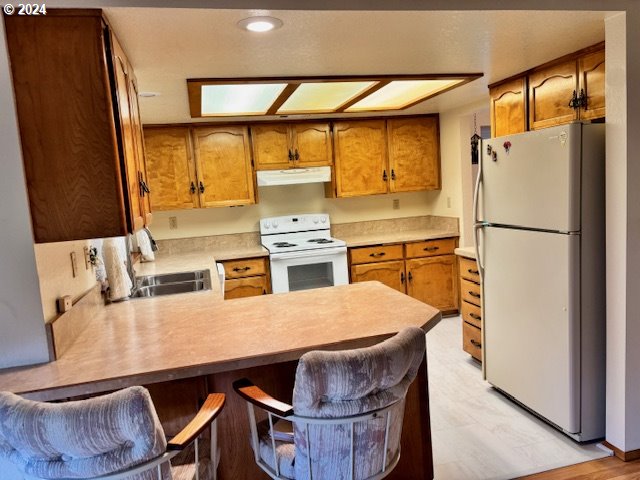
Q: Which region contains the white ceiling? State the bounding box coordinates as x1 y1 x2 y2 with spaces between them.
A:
103 8 608 125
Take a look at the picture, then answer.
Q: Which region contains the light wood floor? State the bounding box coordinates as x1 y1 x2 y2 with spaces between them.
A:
427 316 609 479
518 456 640 479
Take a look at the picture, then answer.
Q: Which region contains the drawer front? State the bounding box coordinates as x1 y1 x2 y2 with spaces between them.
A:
459 256 480 283
405 238 456 258
462 321 482 361
222 258 267 279
349 244 404 265
460 278 482 307
461 301 482 329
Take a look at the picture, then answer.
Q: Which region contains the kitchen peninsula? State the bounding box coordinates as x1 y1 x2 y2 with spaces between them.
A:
0 277 441 479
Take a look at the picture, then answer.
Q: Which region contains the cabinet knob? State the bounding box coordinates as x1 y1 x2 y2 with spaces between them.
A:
190 182 196 194
288 149 294 161
199 181 205 193
382 170 388 181
294 149 300 161
400 272 405 284
408 271 413 282
391 169 396 181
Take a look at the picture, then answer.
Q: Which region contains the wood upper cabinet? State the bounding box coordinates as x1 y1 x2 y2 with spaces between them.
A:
110 33 151 231
251 122 332 170
387 117 441 192
143 127 199 211
192 126 256 208
578 49 606 121
351 260 406 293
489 77 527 138
144 126 256 211
4 11 150 242
333 120 388 197
528 59 578 130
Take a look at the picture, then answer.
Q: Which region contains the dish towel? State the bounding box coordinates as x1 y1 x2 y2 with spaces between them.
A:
136 229 155 262
103 238 132 301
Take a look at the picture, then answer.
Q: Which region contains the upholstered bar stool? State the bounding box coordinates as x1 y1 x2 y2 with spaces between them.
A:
233 326 426 480
0 386 225 480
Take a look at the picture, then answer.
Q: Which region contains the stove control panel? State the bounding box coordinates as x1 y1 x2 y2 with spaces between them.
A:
261 214 330 234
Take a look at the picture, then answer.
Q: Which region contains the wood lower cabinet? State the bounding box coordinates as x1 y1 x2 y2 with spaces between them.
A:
4 10 151 242
458 256 482 362
489 77 528 138
251 122 332 170
221 257 270 299
143 126 256 210
349 238 458 315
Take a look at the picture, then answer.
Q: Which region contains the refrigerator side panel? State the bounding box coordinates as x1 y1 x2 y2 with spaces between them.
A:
483 226 581 433
577 123 606 440
481 123 581 232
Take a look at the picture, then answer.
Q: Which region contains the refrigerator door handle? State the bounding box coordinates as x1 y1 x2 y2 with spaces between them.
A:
474 223 485 278
473 139 484 225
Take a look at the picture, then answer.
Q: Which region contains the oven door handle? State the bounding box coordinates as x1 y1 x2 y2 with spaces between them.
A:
270 247 346 261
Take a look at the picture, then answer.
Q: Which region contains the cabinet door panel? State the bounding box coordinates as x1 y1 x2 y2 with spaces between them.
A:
251 124 291 170
111 34 144 232
387 117 440 192
293 123 332 167
225 276 269 299
193 126 255 208
406 255 458 313
333 120 388 197
490 77 527 138
351 260 406 293
528 60 578 130
579 50 605 121
144 128 199 211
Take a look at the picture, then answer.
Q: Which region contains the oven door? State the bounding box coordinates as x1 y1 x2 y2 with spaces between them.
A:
269 247 348 294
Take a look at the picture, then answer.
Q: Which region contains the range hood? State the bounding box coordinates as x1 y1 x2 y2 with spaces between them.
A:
256 166 331 186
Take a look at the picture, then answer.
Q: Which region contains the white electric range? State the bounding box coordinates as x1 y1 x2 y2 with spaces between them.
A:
260 214 348 294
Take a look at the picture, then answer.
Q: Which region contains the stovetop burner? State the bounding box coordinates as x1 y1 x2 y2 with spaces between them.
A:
272 242 298 248
308 238 334 244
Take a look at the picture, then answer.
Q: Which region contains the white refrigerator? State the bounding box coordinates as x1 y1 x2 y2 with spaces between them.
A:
474 122 606 441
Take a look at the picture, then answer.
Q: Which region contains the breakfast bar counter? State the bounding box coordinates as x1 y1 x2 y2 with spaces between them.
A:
0 281 441 479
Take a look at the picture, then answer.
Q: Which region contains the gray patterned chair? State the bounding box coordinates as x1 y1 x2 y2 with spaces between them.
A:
0 386 225 480
233 326 426 480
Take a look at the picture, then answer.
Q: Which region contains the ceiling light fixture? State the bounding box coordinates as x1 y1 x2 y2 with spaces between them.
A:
237 16 283 33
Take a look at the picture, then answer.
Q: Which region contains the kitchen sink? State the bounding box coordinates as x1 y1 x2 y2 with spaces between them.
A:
130 270 212 298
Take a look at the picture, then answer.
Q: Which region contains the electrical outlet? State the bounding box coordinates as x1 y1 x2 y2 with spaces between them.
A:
70 252 78 278
393 199 400 210
169 216 178 230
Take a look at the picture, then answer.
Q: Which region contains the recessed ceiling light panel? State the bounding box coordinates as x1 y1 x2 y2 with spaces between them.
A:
201 83 287 116
237 16 283 33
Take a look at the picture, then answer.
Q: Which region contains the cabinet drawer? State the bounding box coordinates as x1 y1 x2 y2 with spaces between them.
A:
224 276 269 299
405 238 456 258
350 244 404 265
460 278 482 307
459 256 480 283
461 301 482 329
462 321 482 361
222 258 267 279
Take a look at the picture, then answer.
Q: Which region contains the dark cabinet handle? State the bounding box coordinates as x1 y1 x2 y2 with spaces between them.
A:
408 271 413 282
199 182 205 193
400 272 405 284
469 313 481 320
294 149 300 161
262 289 267 295
139 178 150 196
391 169 396 180
568 89 580 109
233 266 251 272
468 268 479 275
288 149 294 161
470 339 482 348
469 291 481 298
369 252 386 258
383 170 388 181
579 88 588 108
423 246 439 252
190 182 196 194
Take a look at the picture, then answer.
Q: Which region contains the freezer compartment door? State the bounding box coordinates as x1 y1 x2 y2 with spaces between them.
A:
482 226 580 433
480 123 581 232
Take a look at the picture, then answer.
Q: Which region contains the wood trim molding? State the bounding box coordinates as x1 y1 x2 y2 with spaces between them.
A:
602 441 640 462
